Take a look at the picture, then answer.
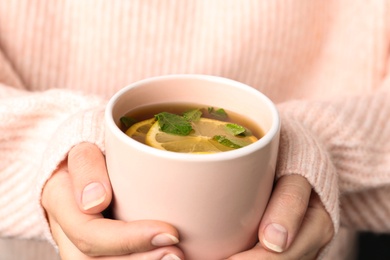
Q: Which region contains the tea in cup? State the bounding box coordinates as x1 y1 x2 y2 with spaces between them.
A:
105 74 280 259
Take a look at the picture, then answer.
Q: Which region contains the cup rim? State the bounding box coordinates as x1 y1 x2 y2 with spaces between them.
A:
105 74 280 162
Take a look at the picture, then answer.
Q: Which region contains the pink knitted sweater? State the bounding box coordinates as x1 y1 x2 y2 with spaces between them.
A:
1 1 390 259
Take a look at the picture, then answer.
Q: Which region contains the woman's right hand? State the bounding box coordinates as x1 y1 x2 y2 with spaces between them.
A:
42 143 183 260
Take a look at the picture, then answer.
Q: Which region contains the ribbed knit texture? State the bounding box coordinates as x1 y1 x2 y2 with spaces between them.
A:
1 1 390 259
0 88 105 240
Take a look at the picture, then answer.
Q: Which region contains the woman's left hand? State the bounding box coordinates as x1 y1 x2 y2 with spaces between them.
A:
42 143 183 260
227 175 334 260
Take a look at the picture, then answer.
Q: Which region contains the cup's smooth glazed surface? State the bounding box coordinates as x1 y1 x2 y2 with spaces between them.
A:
105 75 280 260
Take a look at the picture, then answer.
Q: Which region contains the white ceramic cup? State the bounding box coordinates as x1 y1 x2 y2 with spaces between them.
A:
105 75 280 260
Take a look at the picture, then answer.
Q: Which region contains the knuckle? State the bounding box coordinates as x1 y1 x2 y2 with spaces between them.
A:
73 236 97 256
68 143 99 172
273 176 311 219
121 238 148 254
276 189 308 219
69 143 95 162
121 242 139 255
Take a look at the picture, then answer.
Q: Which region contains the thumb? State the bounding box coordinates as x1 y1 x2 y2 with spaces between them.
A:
68 142 112 214
259 174 311 253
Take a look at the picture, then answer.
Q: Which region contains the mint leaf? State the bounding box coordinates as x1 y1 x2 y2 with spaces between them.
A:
207 107 228 120
120 116 138 129
240 127 253 137
183 109 202 122
226 123 253 137
226 123 246 136
155 112 193 136
212 135 242 149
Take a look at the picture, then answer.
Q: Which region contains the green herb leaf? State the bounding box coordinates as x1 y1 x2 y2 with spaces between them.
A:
240 127 253 137
120 116 138 129
212 135 242 149
208 107 228 120
155 112 193 136
226 123 246 136
183 109 202 122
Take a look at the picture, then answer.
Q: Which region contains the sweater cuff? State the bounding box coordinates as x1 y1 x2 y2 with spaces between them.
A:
35 106 106 247
276 111 339 233
275 110 340 259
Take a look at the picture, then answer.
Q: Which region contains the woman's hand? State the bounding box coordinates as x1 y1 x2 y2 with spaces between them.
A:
42 143 333 259
228 175 334 260
42 143 184 260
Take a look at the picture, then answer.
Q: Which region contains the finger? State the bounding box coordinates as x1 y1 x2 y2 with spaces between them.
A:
226 243 277 260
121 248 183 260
44 168 180 256
259 174 311 252
68 142 112 213
228 193 334 260
51 218 183 260
278 192 334 259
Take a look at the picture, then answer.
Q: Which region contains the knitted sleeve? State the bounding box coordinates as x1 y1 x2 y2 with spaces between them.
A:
0 84 106 243
276 84 390 240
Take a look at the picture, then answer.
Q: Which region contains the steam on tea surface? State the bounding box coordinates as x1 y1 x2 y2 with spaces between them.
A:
120 103 263 153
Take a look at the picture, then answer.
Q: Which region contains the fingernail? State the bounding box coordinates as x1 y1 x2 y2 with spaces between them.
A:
151 233 179 247
262 223 287 252
82 182 106 210
161 254 181 260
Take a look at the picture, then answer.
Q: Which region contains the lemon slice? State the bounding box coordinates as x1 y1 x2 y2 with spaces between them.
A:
145 118 258 153
125 118 156 144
